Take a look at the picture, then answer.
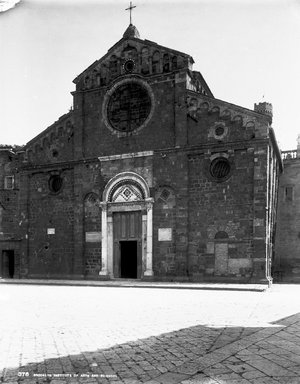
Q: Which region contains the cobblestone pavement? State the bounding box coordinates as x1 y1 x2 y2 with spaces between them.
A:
1 284 300 384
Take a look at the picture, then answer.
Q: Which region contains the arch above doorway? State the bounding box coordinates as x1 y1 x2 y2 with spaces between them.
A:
102 171 150 202
99 171 154 279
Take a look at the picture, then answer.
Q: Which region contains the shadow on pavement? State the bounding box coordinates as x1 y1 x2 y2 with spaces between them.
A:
2 312 300 384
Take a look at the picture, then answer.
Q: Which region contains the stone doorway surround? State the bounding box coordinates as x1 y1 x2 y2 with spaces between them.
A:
98 167 154 279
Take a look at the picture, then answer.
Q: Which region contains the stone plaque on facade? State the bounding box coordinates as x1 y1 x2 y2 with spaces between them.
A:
47 228 55 235
207 242 215 254
85 231 101 242
158 228 172 241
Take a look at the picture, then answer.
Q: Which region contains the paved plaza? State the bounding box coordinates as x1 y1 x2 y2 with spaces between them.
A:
0 283 300 384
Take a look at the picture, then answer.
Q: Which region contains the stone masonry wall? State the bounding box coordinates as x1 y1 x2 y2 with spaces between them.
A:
0 150 20 278
152 151 189 280
0 151 19 238
73 162 105 277
73 77 179 159
25 115 74 166
25 169 75 278
84 192 102 277
187 149 254 281
275 159 300 281
0 241 20 278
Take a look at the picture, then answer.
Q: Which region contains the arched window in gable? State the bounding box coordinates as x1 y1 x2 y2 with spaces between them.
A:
141 47 150 75
50 132 56 143
163 53 170 73
152 51 160 74
26 149 33 162
109 55 119 78
84 76 92 89
92 69 98 87
122 46 138 61
172 56 178 70
42 137 49 149
100 64 108 86
96 73 101 86
177 56 184 69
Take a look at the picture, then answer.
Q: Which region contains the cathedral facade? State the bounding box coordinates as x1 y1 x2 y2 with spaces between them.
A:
0 24 282 283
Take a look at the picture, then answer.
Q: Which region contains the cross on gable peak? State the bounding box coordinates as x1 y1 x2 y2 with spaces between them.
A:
125 1 137 25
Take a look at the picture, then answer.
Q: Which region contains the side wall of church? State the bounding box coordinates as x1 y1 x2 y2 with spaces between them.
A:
25 115 74 166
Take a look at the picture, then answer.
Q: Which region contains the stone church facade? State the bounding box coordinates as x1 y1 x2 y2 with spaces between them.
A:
0 24 282 283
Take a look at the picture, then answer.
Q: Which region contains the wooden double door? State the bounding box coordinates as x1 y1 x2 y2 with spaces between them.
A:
113 211 142 279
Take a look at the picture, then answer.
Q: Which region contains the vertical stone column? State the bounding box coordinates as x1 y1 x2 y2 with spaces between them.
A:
107 215 113 276
144 198 154 277
142 213 147 273
99 202 109 277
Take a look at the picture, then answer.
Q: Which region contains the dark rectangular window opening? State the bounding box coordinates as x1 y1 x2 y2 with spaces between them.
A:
120 241 137 279
1 250 15 278
285 186 294 202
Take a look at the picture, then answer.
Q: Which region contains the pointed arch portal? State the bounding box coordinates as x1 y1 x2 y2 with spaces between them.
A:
99 172 154 279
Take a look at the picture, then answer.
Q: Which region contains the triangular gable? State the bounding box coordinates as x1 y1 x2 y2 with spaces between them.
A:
73 30 193 85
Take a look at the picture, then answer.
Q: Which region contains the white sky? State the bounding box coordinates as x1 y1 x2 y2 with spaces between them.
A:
1 0 300 150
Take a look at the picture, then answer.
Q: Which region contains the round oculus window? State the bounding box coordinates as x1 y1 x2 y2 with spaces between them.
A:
49 175 63 193
210 158 231 181
215 126 225 137
123 59 135 73
107 82 152 132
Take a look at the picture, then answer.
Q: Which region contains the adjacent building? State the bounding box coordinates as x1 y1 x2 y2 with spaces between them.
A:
275 139 300 282
0 146 21 278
